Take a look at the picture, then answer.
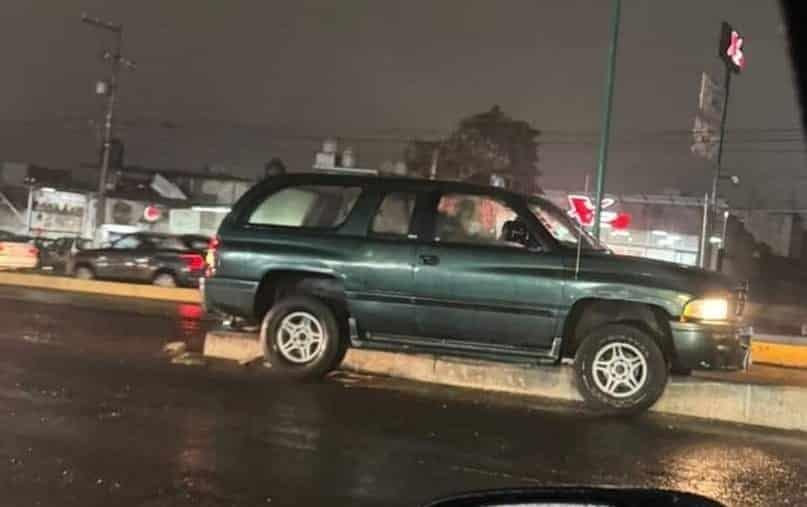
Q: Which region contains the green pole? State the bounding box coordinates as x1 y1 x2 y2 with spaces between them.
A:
592 0 622 240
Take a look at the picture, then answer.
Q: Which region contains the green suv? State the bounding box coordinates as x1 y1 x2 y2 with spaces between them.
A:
203 173 748 413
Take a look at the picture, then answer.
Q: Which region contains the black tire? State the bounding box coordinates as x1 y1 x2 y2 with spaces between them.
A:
261 295 345 380
74 265 94 280
574 323 668 415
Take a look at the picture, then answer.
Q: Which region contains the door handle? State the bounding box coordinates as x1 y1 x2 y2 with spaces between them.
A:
419 254 440 266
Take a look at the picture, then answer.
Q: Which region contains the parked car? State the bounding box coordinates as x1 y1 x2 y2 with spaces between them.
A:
70 232 209 287
0 230 39 270
36 237 92 274
203 174 749 414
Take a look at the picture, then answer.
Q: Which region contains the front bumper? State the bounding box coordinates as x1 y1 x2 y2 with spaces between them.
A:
670 321 750 370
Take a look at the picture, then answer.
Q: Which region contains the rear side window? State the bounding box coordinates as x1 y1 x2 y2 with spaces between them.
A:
247 185 362 228
183 237 210 251
153 236 187 250
111 235 142 250
370 192 416 236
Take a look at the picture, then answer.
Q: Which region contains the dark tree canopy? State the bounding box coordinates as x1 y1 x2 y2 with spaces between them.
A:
264 157 287 178
406 106 541 193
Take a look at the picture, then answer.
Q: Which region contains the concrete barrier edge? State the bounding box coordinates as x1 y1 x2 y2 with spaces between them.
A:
204 331 807 433
751 341 807 368
0 272 200 304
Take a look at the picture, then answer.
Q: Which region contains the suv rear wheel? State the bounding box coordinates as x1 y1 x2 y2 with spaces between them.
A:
261 295 344 380
574 323 668 415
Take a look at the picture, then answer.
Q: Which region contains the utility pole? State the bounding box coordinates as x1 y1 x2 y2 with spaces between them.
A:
592 0 621 240
697 193 709 268
706 22 744 268
710 67 732 208
82 13 135 235
429 145 440 180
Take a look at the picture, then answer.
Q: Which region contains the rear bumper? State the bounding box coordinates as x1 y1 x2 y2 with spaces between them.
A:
202 276 258 318
670 321 750 370
0 257 38 270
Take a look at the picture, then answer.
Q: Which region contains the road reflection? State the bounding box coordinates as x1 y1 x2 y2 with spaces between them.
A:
662 443 798 506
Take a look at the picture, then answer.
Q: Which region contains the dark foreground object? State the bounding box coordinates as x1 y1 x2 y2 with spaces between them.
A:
0 287 804 506
427 487 724 507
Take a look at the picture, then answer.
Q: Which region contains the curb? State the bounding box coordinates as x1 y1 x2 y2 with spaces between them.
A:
752 334 807 368
203 330 807 433
0 272 200 304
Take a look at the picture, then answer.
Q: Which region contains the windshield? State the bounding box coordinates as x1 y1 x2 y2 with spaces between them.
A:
528 197 604 251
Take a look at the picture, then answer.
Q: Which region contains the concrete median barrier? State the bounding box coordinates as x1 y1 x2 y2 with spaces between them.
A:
203 329 807 432
0 272 200 304
751 334 807 368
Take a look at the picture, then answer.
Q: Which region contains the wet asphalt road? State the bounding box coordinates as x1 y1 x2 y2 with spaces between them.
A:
0 287 806 506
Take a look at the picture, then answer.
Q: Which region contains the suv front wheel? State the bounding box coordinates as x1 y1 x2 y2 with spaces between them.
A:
261 295 344 380
574 323 668 415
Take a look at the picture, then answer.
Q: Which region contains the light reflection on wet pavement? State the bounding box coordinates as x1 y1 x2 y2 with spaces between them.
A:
0 287 805 506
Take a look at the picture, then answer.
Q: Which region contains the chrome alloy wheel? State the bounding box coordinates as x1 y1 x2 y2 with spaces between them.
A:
591 342 648 398
276 311 327 364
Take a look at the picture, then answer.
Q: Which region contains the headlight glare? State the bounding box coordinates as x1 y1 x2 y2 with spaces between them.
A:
683 298 729 321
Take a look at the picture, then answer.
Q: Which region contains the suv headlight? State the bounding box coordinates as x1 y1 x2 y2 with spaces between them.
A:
682 298 730 322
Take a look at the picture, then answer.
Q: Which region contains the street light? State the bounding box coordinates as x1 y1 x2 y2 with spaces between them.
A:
592 0 622 240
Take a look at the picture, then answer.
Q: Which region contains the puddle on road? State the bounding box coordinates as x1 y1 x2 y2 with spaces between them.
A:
21 333 60 346
175 304 210 352
170 353 207 367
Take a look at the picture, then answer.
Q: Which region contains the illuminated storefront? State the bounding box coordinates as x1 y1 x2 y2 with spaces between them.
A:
27 188 88 237
544 190 708 266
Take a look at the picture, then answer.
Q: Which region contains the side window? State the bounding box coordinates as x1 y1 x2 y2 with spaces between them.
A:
434 194 523 247
184 238 211 251
154 236 187 250
247 185 362 228
111 235 142 250
370 192 416 236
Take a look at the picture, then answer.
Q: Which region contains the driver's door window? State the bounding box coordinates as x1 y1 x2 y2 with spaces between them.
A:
434 194 527 248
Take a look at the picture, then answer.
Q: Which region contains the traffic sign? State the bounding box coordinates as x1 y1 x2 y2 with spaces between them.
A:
698 72 724 121
719 22 746 73
691 114 719 161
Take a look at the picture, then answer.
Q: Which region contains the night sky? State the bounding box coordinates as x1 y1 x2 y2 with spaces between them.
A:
1 1 803 207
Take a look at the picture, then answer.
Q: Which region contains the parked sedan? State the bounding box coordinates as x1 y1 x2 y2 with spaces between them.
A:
70 233 208 287
36 237 92 274
0 230 38 270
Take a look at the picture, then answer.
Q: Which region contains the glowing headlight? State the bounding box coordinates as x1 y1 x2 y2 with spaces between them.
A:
682 298 730 321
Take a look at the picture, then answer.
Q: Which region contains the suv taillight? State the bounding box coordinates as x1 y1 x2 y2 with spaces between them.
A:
205 235 220 277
